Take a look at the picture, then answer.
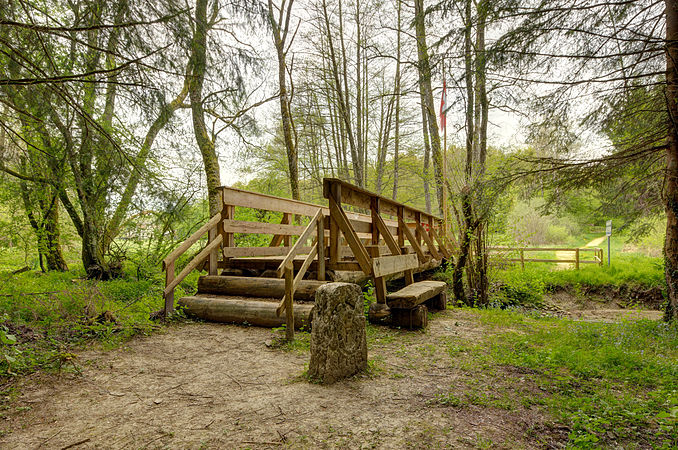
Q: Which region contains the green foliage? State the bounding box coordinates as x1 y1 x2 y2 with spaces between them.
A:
0 267 164 379
474 310 678 447
490 268 546 308
487 253 664 308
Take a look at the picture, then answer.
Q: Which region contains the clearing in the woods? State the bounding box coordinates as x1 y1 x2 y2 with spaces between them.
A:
0 301 671 449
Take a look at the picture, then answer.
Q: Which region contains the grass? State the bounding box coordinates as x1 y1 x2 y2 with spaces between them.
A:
0 261 192 380
478 252 666 310
434 307 678 448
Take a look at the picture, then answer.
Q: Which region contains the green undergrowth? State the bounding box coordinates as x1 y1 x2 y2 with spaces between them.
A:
0 265 191 381
487 254 665 309
461 308 678 448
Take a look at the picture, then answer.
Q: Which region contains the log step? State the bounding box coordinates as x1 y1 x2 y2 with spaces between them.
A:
386 280 447 309
178 295 313 329
198 275 326 300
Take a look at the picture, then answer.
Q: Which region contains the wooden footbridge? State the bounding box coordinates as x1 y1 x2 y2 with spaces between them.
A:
162 178 451 339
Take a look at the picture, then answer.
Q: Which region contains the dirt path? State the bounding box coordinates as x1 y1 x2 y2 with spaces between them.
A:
555 236 605 269
1 313 563 449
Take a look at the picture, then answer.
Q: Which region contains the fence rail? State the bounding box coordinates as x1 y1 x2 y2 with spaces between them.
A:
487 246 603 270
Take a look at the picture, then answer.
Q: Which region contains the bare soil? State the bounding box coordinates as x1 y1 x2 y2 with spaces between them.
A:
0 310 566 450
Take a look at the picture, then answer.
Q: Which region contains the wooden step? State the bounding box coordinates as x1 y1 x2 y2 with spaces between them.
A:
178 295 313 329
198 275 326 300
386 280 447 309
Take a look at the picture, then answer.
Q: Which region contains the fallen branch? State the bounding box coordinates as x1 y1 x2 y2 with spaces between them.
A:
60 438 91 449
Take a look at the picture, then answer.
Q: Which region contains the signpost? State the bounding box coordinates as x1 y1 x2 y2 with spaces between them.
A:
606 220 612 267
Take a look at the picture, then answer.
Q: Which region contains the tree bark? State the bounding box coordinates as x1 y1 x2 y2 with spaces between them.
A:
665 0 678 321
392 0 402 201
413 0 443 215
189 0 222 216
269 0 300 200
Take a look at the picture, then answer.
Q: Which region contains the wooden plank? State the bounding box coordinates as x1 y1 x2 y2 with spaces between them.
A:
329 199 372 275
323 178 436 223
208 227 218 275
386 281 447 309
329 183 340 265
399 217 427 263
276 209 324 277
221 186 329 217
368 246 387 304
164 234 223 295
223 205 235 248
278 244 318 315
327 261 363 271
429 226 451 259
372 254 419 278
284 267 294 340
269 213 291 247
222 220 306 236
162 212 222 269
372 210 401 256
488 247 600 252
416 222 441 260
164 261 175 315
222 246 315 257
316 215 325 281
403 249 415 285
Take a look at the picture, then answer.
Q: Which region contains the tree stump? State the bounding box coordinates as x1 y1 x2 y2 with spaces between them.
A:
309 283 367 384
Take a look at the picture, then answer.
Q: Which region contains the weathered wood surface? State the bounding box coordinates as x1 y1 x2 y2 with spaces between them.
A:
222 246 315 258
221 186 329 217
164 234 223 295
372 254 419 278
386 280 447 309
179 295 313 329
222 220 306 236
198 275 325 300
162 212 222 269
277 209 323 276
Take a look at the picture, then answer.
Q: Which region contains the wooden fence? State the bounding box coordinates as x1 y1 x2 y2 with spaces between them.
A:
487 246 603 270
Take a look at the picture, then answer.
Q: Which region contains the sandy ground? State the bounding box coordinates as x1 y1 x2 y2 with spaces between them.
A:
1 311 567 450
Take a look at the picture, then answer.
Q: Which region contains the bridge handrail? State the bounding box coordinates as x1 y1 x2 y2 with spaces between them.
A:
162 211 223 315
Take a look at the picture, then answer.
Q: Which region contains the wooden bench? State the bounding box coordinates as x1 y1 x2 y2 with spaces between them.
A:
386 280 447 309
368 279 448 329
387 280 447 329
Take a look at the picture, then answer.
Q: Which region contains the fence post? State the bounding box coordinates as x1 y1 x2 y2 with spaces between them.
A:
164 261 175 316
599 248 603 267
317 213 325 281
575 248 580 270
284 266 295 341
520 249 525 270
208 226 218 275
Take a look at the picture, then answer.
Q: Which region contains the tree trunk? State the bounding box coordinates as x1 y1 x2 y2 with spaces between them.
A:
269 0 300 200
392 0 402 201
41 195 68 271
189 0 222 216
453 188 474 304
413 0 443 216
421 101 432 212
665 0 678 321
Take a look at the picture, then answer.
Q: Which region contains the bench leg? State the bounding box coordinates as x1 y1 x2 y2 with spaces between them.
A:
391 305 428 329
425 291 447 312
